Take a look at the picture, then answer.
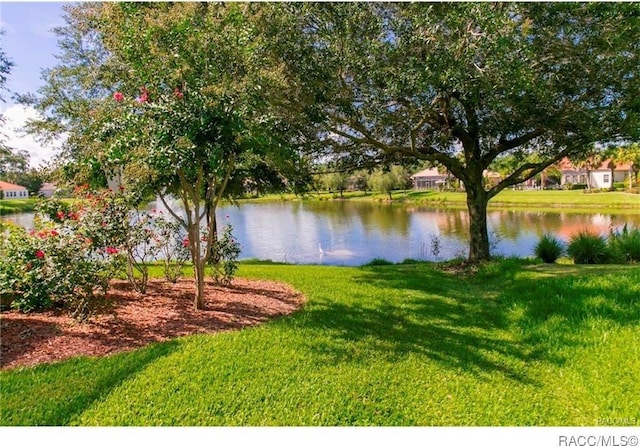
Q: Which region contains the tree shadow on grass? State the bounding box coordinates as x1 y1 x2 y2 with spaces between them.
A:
301 265 535 383
298 263 639 384
0 340 180 426
498 264 640 365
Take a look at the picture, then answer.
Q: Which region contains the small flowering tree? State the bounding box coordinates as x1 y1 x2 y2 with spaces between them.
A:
90 3 301 310
209 221 242 286
25 3 311 310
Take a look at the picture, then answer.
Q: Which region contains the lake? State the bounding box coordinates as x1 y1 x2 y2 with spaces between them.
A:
3 199 639 266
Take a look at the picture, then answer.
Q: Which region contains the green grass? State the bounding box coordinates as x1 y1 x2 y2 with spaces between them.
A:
0 199 37 215
238 189 640 213
1 260 639 426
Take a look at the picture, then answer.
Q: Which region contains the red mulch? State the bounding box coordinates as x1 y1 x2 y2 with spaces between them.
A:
0 278 305 370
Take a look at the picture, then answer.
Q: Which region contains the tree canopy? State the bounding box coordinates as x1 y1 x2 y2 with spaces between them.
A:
265 2 640 260
23 2 640 266
25 3 313 308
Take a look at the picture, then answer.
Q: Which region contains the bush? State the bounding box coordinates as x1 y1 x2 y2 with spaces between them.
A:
153 213 191 283
534 234 564 263
209 222 241 286
569 183 588 190
609 225 640 263
567 231 611 264
613 181 626 190
0 222 121 319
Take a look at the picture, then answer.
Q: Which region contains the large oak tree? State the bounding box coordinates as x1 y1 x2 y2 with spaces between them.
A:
267 2 639 261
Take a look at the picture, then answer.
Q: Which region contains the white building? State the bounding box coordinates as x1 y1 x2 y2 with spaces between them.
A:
0 181 29 199
410 167 449 190
559 158 634 189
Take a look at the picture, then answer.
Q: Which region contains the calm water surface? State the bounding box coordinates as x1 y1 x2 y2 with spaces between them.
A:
3 199 639 266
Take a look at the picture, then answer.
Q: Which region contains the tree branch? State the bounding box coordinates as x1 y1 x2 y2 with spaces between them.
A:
488 147 574 198
158 193 187 227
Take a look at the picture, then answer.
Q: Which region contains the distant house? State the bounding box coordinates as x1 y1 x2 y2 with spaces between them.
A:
0 181 29 200
39 183 57 198
559 158 634 189
410 168 449 190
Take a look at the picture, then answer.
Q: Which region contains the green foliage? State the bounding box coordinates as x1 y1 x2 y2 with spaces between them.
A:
1 261 638 425
153 212 191 283
0 212 121 319
567 232 611 265
321 172 350 197
569 183 588 191
0 189 195 319
209 221 242 286
366 165 409 199
609 225 640 263
269 2 639 261
534 234 564 264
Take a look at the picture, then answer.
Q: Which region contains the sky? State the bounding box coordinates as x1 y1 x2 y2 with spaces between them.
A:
1 1 68 168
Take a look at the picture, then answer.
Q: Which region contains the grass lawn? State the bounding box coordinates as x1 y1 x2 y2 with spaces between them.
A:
1 259 638 426
0 199 37 215
240 189 640 213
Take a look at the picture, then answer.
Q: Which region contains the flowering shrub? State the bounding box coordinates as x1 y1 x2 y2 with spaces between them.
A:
153 213 191 283
0 218 122 320
72 190 156 293
209 222 241 286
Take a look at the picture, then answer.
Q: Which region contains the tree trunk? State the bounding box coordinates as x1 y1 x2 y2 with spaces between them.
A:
188 223 206 310
194 258 206 310
466 186 491 263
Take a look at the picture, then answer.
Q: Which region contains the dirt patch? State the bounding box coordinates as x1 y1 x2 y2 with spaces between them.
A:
0 278 305 370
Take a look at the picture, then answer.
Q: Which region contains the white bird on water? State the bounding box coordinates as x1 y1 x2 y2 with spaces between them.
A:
318 243 355 257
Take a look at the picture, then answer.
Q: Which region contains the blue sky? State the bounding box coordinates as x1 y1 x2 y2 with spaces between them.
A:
1 1 68 167
1 1 67 103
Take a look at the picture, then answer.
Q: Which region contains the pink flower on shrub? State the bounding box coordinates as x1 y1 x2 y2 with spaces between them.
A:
137 87 150 103
106 247 118 255
56 211 65 220
174 87 184 99
35 250 45 259
50 230 59 236
182 238 190 247
113 91 124 102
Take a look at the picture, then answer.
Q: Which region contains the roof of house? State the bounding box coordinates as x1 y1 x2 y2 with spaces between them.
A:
0 181 27 190
558 157 634 172
411 167 446 179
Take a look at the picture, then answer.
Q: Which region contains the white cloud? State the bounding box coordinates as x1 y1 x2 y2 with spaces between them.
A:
1 104 65 168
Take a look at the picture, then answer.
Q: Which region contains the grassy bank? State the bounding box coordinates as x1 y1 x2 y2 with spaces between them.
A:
239 189 640 213
1 260 638 426
0 199 37 216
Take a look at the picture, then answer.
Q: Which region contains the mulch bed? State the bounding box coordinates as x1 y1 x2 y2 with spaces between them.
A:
0 278 305 370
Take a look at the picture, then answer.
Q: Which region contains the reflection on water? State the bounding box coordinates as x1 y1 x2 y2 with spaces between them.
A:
3 200 639 266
